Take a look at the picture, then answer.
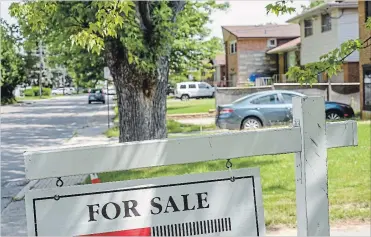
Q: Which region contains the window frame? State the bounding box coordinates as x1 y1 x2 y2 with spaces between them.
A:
179 84 186 89
267 38 277 48
362 64 371 111
188 84 196 89
321 13 332 33
230 40 237 54
304 19 313 37
366 1 371 21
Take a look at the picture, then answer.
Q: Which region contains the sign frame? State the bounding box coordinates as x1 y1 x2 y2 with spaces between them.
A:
26 168 266 236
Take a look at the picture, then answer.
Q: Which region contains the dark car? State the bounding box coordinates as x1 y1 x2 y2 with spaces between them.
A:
88 88 105 104
216 90 355 130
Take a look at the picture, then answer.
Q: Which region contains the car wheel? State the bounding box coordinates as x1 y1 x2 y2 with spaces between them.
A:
241 117 262 130
211 92 215 98
181 94 189 101
102 101 105 104
326 110 342 120
89 101 92 104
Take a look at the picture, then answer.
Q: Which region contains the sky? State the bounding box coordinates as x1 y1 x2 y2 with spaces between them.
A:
0 1 310 38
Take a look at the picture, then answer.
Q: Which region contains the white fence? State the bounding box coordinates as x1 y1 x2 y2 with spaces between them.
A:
24 96 358 236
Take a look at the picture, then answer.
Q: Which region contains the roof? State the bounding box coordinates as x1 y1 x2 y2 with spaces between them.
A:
287 1 358 23
267 37 301 54
222 24 300 38
213 54 225 66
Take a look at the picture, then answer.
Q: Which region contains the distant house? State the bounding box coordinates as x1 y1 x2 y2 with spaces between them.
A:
267 37 301 83
287 1 359 82
211 54 227 87
221 24 300 87
359 0 371 119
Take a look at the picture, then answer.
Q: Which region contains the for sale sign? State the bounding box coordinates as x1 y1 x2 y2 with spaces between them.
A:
25 168 265 236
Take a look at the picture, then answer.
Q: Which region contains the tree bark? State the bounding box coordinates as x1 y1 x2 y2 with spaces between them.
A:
1 84 15 103
105 40 168 143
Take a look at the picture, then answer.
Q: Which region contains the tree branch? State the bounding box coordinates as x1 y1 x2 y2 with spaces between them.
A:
137 1 153 33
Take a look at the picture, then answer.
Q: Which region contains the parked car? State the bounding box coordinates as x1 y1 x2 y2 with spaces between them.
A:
216 90 355 130
167 84 175 95
174 81 215 101
88 88 105 104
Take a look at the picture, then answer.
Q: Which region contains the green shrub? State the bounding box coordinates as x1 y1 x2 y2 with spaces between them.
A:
42 88 51 96
32 87 40 96
32 87 51 96
24 89 34 97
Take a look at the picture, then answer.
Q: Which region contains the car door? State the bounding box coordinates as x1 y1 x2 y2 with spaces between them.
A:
250 93 287 125
197 83 208 97
188 83 198 97
279 92 302 121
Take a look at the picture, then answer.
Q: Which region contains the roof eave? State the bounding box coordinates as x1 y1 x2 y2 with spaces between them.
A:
286 2 358 23
267 45 298 54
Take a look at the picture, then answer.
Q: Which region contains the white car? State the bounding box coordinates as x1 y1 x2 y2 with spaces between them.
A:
51 88 72 95
174 81 215 101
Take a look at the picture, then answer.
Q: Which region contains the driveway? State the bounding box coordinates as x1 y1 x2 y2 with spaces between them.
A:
1 95 115 211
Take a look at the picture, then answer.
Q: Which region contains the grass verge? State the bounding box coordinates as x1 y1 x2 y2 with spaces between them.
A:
167 98 215 114
105 119 216 138
96 122 370 228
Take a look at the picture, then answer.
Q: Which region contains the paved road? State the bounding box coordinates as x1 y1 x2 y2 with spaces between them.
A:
1 95 115 211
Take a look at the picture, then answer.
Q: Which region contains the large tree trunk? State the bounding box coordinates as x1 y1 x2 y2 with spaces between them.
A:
105 40 168 143
1 84 16 104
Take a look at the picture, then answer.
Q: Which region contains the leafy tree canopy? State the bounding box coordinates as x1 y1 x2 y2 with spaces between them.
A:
0 19 37 103
10 0 228 77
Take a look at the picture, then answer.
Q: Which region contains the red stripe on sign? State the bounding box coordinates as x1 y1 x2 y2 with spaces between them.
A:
80 227 151 236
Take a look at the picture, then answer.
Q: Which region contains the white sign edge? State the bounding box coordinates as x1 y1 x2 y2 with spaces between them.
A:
25 168 266 236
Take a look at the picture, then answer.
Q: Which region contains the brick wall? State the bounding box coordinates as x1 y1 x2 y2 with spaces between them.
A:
343 62 360 82
359 0 371 117
237 38 278 85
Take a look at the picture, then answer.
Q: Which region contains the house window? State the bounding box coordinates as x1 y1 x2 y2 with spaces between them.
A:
267 38 277 48
304 19 313 37
365 1 371 22
321 14 331 32
230 41 237 54
363 65 371 111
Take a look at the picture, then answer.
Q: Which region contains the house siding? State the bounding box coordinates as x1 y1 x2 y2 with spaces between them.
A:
226 35 238 86
300 10 339 65
237 38 278 85
359 0 371 118
338 8 359 62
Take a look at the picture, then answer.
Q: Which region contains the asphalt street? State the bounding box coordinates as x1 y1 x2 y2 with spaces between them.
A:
1 95 114 211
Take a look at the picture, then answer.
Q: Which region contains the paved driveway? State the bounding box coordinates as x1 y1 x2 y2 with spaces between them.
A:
1 95 115 211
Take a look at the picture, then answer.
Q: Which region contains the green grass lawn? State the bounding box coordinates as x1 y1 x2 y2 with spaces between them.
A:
167 98 215 114
95 122 370 227
106 119 216 137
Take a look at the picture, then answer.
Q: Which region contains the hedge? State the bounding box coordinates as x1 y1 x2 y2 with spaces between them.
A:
24 87 52 97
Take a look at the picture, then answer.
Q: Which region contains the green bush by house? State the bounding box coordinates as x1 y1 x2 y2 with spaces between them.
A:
24 87 52 97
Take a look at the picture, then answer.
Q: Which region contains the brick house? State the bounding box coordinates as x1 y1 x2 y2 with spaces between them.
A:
287 1 360 83
222 24 300 87
359 0 371 119
266 37 301 82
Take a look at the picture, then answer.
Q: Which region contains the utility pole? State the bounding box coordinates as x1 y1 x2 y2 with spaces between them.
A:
38 40 44 98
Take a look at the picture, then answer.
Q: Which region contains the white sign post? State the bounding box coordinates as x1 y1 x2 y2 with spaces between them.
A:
26 168 265 236
23 96 358 237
